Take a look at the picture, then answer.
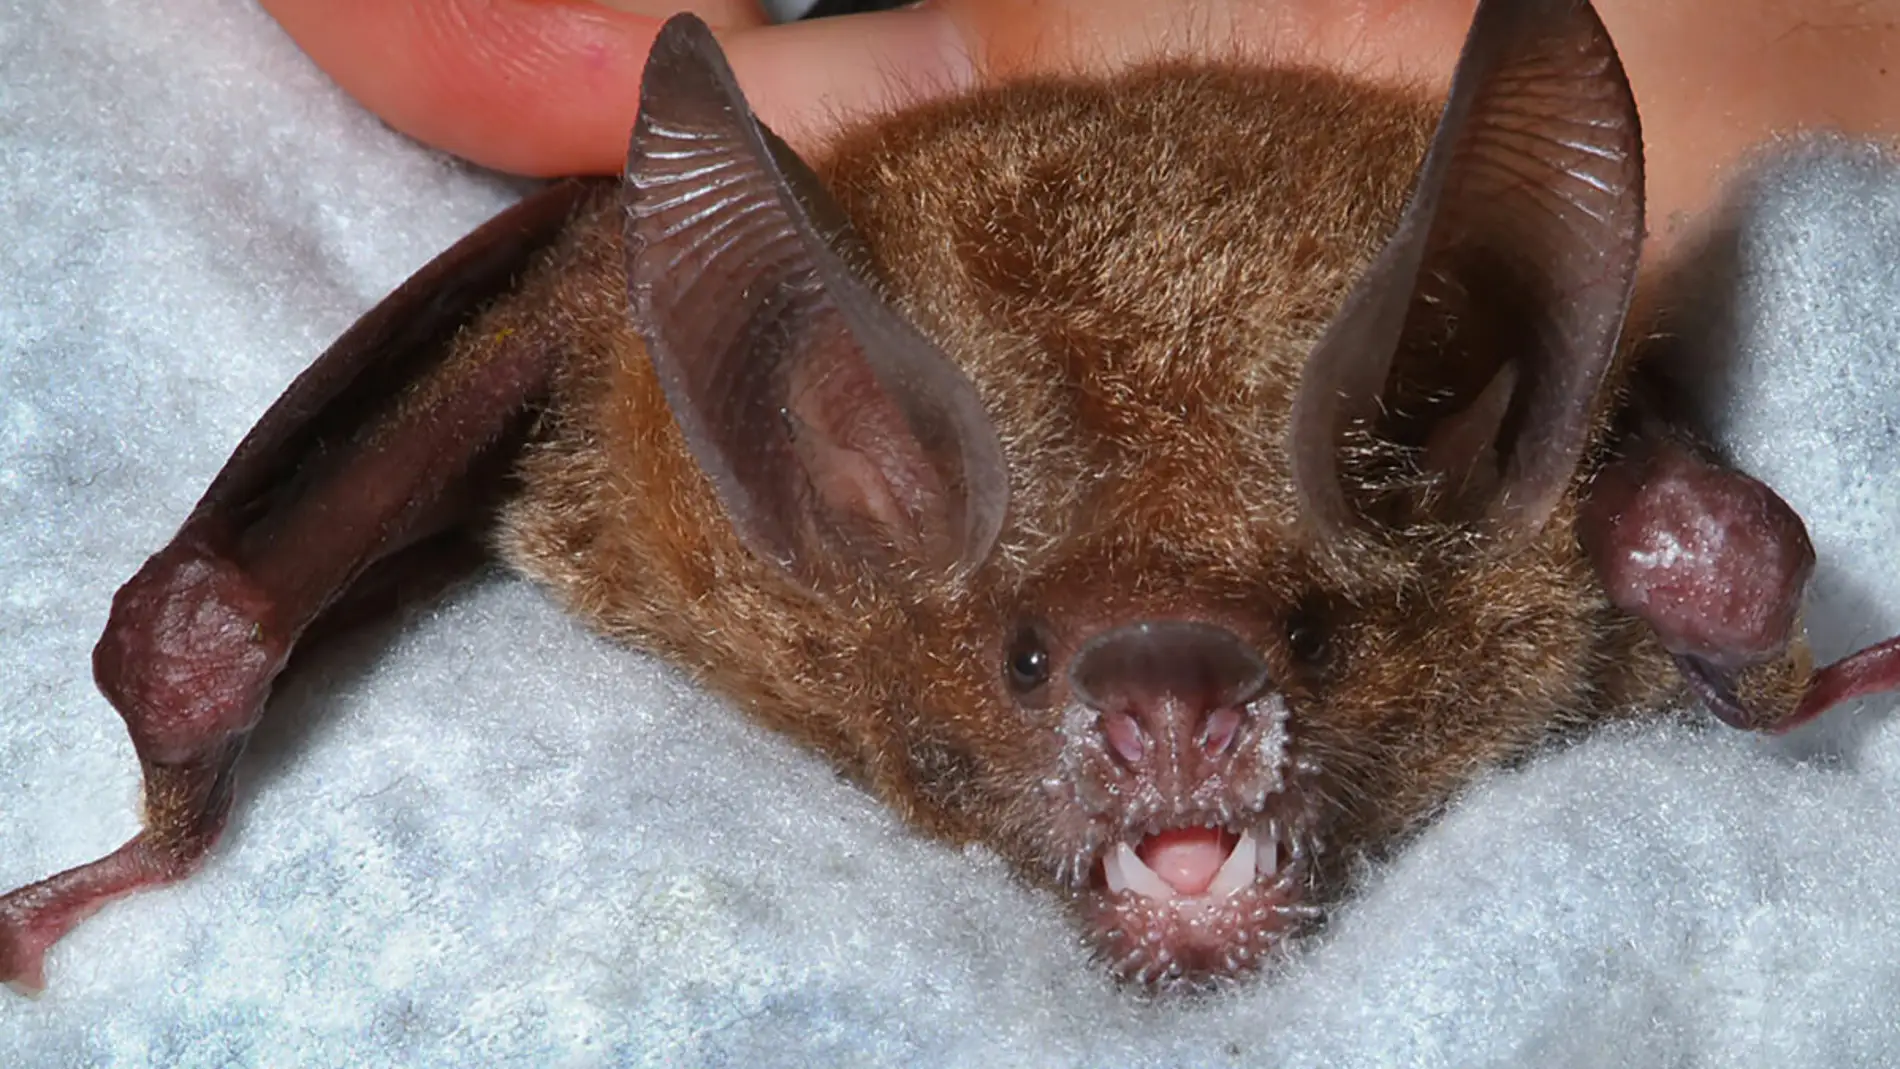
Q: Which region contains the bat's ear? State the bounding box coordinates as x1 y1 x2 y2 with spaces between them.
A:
1290 0 1643 550
623 15 1008 589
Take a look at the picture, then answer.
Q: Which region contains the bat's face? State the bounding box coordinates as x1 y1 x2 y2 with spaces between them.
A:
789 62 1656 982
518 0 1662 988
869 442 1674 986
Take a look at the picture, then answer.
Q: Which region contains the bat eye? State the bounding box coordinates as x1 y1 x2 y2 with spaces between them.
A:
1286 597 1332 667
1005 625 1053 694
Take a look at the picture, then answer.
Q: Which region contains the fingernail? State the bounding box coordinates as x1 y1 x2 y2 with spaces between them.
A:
894 4 979 91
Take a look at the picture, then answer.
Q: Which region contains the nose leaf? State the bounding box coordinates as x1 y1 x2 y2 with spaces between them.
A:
1071 622 1268 711
1069 622 1269 775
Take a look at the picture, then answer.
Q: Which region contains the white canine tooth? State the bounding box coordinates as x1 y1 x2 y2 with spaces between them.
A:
1207 830 1259 899
1105 841 1176 902
1261 820 1281 876
1104 846 1129 895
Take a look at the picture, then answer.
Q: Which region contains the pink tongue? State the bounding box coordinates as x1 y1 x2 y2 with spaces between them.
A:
1136 827 1234 895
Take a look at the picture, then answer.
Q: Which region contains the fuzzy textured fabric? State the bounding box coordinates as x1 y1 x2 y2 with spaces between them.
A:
3 2 1897 1066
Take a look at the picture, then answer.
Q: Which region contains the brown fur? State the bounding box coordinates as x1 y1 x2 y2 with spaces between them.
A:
478 62 1683 950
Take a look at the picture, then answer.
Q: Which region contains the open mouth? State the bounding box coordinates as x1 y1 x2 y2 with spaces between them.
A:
1085 817 1317 987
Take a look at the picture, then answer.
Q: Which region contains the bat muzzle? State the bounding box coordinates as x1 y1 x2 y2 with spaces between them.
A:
1067 620 1271 777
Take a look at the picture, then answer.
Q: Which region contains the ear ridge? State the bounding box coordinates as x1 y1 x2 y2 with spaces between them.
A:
1291 0 1643 548
624 14 1008 587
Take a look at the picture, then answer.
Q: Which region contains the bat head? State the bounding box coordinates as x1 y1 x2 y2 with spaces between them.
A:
613 0 1660 987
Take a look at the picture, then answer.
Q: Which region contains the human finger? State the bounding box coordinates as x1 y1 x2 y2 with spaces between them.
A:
259 0 978 175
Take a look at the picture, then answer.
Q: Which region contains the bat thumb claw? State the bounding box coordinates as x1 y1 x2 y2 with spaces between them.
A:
0 927 50 998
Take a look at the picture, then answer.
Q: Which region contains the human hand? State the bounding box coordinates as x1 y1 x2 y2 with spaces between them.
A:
260 0 1900 251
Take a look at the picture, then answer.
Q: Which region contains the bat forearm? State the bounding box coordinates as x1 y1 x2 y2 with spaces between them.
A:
0 178 604 992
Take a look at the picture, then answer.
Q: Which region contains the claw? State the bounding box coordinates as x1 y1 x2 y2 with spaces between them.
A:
2 920 49 998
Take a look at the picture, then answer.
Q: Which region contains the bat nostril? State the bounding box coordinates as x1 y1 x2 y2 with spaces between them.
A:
1102 710 1147 765
1199 707 1241 757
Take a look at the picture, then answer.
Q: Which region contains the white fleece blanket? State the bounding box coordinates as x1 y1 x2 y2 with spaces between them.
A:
4 3 1899 1066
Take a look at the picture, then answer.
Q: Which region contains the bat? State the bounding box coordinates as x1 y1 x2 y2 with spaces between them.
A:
5 0 1898 993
